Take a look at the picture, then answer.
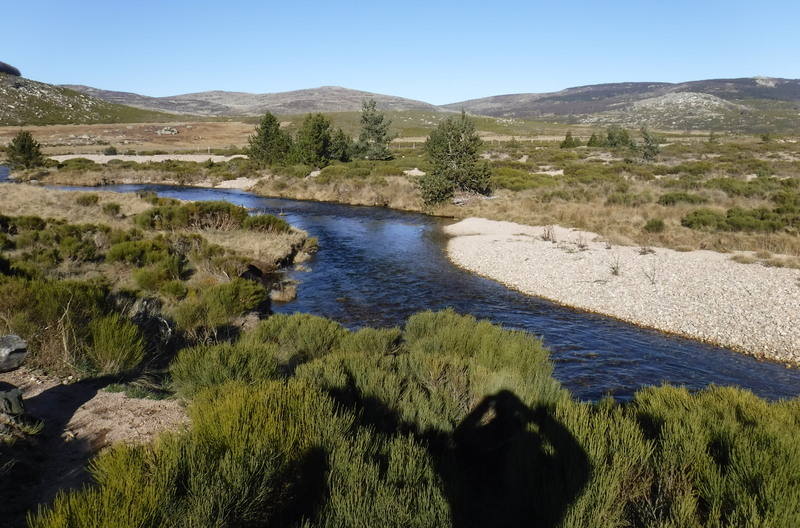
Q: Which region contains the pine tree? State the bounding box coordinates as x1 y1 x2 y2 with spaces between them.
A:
355 99 394 160
639 126 660 162
420 111 491 204
247 112 291 166
559 130 581 149
5 130 44 170
330 128 353 162
291 113 333 167
586 132 603 147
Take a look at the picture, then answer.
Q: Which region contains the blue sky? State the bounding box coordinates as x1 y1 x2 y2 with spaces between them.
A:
5 1 798 105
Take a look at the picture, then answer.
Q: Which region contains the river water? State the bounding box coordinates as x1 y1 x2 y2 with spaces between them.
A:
0 165 9 182
80 185 800 401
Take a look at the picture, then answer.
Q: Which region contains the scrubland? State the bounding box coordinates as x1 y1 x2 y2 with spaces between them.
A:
3 123 800 526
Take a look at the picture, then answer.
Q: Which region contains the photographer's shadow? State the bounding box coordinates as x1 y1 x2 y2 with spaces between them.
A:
330 385 590 528
439 390 589 528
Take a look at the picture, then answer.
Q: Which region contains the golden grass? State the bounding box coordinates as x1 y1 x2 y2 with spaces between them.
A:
0 184 151 228
201 229 307 267
252 174 423 211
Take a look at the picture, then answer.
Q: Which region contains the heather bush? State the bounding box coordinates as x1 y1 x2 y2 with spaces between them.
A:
87 314 145 375
75 193 100 207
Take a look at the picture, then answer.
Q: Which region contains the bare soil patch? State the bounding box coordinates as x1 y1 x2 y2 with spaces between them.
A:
1 367 187 525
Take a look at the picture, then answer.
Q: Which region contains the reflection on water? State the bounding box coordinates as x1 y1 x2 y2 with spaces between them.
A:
0 165 9 182
78 184 800 401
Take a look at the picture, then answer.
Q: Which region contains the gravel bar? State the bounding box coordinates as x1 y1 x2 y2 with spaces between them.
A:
445 218 800 365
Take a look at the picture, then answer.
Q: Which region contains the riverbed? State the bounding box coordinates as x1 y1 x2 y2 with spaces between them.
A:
93 184 800 402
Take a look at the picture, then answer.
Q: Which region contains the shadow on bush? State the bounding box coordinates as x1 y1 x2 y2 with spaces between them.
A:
327 385 590 528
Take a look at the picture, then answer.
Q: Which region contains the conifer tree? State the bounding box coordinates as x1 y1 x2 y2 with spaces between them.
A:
420 111 491 204
355 99 394 160
291 113 333 167
5 130 44 170
247 112 291 166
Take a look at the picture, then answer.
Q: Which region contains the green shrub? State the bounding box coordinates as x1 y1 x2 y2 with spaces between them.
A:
170 341 280 399
643 218 665 233
658 192 708 206
681 208 727 230
159 279 188 300
26 311 800 527
135 201 250 231
102 202 121 217
239 312 347 367
106 239 170 267
491 168 558 191
0 277 109 372
172 279 268 342
87 314 145 375
76 193 100 207
242 213 291 233
57 158 101 172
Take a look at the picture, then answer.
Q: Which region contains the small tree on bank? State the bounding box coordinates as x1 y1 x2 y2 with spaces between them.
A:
355 99 394 160
420 111 491 205
248 112 291 166
5 130 44 170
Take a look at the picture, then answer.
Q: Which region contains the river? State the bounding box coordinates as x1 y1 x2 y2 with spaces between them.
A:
70 184 800 401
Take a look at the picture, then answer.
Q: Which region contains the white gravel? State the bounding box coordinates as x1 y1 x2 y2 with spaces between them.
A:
445 218 800 364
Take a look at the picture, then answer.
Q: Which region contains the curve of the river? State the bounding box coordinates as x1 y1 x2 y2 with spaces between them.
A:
96 185 800 401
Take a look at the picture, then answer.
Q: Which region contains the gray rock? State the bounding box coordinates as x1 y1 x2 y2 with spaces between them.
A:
0 385 24 415
0 335 27 373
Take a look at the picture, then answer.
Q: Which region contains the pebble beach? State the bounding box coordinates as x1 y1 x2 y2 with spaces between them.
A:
445 218 800 365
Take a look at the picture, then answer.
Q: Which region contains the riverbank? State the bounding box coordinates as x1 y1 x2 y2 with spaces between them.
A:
445 218 800 365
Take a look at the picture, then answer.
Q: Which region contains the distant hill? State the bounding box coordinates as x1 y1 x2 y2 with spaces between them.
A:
0 74 178 126
443 77 800 133
62 85 446 117
5 73 800 133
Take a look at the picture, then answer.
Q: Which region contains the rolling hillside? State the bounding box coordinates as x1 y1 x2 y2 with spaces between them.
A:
62 85 446 117
443 77 800 132
0 74 177 126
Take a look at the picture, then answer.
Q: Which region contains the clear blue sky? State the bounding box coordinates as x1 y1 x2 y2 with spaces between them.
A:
4 1 798 105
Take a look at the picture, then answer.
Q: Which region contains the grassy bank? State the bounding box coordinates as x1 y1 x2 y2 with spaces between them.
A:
0 185 309 375
28 310 800 527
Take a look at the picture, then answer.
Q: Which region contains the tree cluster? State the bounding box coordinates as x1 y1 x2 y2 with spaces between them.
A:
247 99 395 169
420 111 492 205
585 126 660 161
247 112 351 168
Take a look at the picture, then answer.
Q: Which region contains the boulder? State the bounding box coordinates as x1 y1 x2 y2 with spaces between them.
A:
0 335 27 373
0 383 24 415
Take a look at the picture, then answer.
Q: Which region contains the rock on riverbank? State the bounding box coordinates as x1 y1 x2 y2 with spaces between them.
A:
445 218 800 365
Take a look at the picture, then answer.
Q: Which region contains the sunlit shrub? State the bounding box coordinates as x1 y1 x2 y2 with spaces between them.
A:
87 314 145 375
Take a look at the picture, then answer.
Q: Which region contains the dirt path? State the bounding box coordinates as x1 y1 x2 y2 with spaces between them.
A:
1 368 187 525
